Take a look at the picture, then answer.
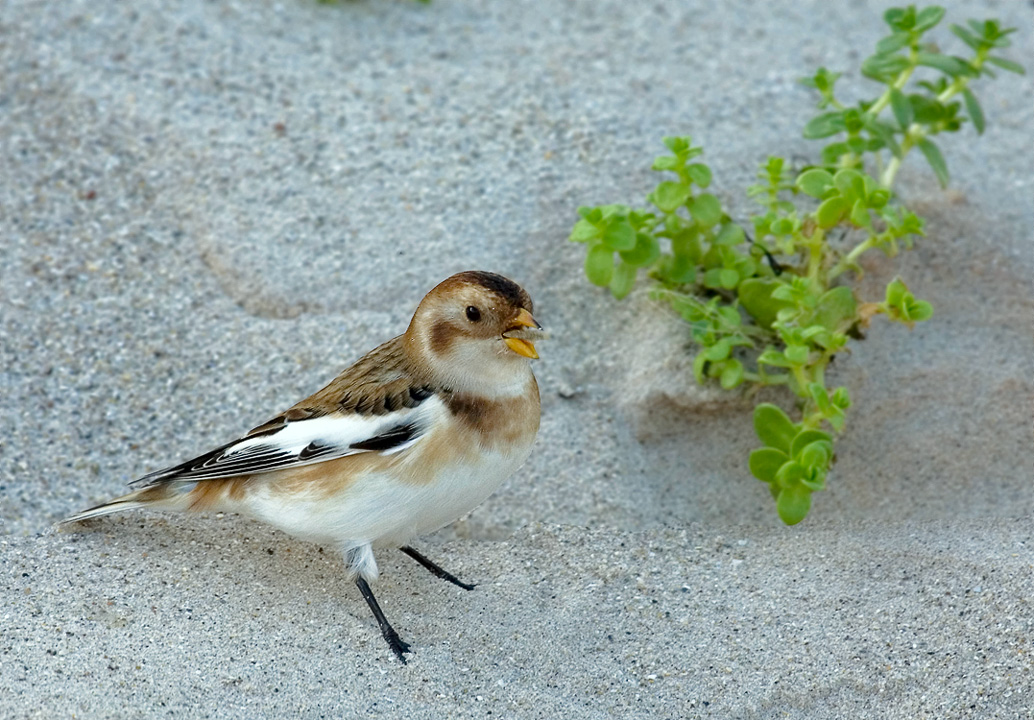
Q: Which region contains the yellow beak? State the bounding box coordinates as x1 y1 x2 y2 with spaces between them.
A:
503 308 541 359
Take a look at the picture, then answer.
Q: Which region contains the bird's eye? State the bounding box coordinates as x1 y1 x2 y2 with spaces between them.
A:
465 306 481 322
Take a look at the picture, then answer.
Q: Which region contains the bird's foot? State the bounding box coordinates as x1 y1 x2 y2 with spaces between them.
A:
381 627 412 664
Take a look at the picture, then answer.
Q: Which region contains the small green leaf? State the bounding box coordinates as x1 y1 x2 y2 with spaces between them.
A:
702 267 724 289
784 344 809 365
916 52 966 77
833 168 865 198
717 305 742 327
628 210 655 230
885 277 908 306
949 23 981 51
791 430 833 459
803 112 845 139
714 223 745 246
864 117 903 159
961 88 985 135
758 349 794 368
831 387 851 409
910 299 934 322
799 325 826 342
720 359 744 389
889 87 914 129
754 403 797 453
909 95 946 124
875 32 910 55
844 106 864 131
661 254 697 284
816 196 850 228
868 188 891 209
770 284 796 303
584 244 614 287
718 267 740 289
704 338 732 362
609 262 637 299
599 203 629 219
652 156 681 172
917 138 950 188
846 136 868 155
669 226 701 258
651 181 692 213
687 194 723 228
663 136 690 154
738 279 792 329
861 53 911 82
776 486 812 525
602 218 636 251
801 473 828 492
849 198 871 228
821 141 850 166
577 206 601 222
826 409 846 433
686 163 712 188
986 56 1025 75
951 22 983 50
809 286 858 333
801 66 841 93
619 233 661 267
883 7 908 31
775 461 807 488
914 6 945 32
799 441 832 470
749 448 789 483
569 219 600 243
734 255 758 281
797 168 835 198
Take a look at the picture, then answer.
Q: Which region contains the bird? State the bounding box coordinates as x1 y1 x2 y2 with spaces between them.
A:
60 270 543 663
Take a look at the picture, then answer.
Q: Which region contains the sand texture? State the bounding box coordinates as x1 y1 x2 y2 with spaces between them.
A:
1 0 1031 717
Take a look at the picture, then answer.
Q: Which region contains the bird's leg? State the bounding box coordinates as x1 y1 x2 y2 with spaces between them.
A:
354 576 412 663
400 545 476 591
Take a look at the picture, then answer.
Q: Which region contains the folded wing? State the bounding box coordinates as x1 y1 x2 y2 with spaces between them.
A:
130 395 442 488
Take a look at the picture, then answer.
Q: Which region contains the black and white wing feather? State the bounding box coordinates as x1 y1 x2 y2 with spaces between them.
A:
130 395 443 488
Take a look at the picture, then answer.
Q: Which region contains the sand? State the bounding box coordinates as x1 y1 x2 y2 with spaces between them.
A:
1 0 1031 717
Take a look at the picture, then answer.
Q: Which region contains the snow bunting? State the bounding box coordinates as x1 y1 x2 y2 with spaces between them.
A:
61 270 543 663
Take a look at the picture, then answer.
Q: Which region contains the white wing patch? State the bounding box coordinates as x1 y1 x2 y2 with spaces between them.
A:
131 396 446 487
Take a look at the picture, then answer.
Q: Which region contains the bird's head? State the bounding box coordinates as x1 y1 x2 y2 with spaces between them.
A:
406 271 542 395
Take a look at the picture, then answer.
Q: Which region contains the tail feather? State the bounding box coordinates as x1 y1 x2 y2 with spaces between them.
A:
58 486 184 526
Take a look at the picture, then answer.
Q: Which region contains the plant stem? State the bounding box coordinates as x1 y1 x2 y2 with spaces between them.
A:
791 365 811 399
812 356 827 389
879 48 990 189
743 370 789 386
806 228 826 283
828 234 877 281
867 48 919 117
802 409 828 429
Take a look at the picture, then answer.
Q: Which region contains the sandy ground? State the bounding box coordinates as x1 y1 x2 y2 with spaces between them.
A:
1 0 1031 717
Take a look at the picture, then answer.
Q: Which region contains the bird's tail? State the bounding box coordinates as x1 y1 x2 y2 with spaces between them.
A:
58 485 190 526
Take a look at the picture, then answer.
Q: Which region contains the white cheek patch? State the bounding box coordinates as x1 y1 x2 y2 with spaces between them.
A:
428 341 535 399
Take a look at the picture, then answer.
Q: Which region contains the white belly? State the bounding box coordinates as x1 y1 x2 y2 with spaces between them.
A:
243 439 534 551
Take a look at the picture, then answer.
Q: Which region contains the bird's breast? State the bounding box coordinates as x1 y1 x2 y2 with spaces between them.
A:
441 375 540 451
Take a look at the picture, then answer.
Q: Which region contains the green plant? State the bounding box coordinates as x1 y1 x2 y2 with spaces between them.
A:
568 6 1023 525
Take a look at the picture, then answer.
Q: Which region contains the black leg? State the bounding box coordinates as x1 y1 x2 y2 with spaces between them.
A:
400 545 476 591
354 576 411 663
